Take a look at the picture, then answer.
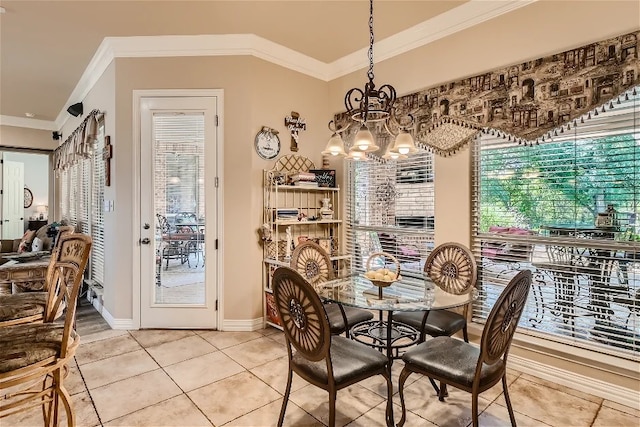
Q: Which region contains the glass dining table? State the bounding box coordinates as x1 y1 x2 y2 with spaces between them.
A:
318 273 474 360
317 273 475 426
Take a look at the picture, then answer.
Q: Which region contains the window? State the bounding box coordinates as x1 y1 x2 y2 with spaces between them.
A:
472 86 639 360
346 151 435 279
59 120 106 285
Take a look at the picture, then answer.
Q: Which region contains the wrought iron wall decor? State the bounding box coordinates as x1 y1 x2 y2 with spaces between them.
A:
335 31 640 157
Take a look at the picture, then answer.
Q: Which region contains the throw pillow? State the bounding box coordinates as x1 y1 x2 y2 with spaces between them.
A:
31 237 43 252
17 230 36 253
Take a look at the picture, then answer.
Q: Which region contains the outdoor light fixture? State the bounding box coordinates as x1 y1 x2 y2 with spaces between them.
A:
322 0 416 160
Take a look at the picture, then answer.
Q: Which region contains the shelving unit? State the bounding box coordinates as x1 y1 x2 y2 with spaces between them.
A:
261 156 349 329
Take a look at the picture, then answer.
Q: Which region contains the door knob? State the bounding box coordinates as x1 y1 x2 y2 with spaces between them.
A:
140 238 151 245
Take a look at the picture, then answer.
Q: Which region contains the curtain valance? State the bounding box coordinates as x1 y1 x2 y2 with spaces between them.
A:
336 31 639 156
53 109 103 171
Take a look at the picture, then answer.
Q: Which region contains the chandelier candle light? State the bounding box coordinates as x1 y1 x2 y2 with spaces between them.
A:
323 0 417 160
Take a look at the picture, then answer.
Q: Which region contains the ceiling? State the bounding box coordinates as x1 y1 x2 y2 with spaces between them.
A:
0 0 534 128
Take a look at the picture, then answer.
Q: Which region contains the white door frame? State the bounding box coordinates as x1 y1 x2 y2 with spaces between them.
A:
132 89 224 329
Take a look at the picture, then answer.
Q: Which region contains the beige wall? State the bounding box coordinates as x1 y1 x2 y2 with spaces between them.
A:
110 56 329 321
0 126 55 151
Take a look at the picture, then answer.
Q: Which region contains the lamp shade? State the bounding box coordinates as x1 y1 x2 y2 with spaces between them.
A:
321 133 347 156
346 150 369 161
382 143 407 160
352 124 379 152
392 130 418 155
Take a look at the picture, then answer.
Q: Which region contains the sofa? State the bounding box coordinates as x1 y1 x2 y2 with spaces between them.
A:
0 223 61 265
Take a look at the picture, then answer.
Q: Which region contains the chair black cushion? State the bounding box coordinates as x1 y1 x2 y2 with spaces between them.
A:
394 310 466 337
292 335 387 386
402 336 504 389
324 303 373 334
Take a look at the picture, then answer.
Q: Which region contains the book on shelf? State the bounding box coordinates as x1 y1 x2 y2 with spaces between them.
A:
293 181 318 187
289 172 316 182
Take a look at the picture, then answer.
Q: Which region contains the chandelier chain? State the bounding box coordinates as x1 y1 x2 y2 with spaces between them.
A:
367 0 374 81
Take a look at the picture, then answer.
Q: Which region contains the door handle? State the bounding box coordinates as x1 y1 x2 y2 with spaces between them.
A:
140 238 151 245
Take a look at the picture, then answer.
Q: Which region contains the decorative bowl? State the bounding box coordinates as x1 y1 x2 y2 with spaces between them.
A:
363 252 402 288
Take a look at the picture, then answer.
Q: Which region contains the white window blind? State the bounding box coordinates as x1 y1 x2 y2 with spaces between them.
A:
79 158 91 235
472 85 639 360
152 113 205 225
346 151 435 279
57 121 106 285
91 123 105 284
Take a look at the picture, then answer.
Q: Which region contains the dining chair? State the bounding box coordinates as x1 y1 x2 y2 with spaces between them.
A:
156 213 188 269
0 226 75 327
172 212 204 267
397 269 532 427
0 233 92 427
290 241 373 336
272 267 392 427
394 242 477 343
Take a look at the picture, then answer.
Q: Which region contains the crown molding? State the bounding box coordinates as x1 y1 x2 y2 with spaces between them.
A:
328 0 537 79
0 115 56 130
6 0 537 131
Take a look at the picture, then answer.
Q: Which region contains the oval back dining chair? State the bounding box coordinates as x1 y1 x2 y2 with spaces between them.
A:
0 225 75 327
397 269 532 427
0 233 92 427
394 242 477 343
290 241 373 336
272 267 392 427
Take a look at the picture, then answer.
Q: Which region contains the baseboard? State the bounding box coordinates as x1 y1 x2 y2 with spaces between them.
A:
509 354 640 410
88 294 135 330
221 317 264 332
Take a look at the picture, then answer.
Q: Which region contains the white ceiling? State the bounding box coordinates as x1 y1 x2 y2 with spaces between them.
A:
0 0 535 129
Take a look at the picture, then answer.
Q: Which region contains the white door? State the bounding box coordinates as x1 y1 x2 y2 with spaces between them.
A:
140 95 219 329
2 160 25 239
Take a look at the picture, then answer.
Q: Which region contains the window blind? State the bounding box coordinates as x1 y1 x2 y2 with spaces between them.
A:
472 85 640 360
90 123 105 284
152 113 205 225
346 151 435 279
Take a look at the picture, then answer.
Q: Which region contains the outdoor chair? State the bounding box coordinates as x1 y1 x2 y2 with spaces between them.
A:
0 234 92 427
290 241 373 336
0 226 75 327
397 269 532 427
156 213 188 269
394 242 477 343
272 267 392 427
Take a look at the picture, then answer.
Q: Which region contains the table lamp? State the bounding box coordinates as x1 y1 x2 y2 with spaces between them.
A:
36 205 48 220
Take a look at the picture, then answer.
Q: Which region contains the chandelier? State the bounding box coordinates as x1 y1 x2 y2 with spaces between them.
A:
323 0 417 160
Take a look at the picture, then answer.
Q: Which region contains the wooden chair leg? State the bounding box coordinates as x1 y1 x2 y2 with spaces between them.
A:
55 370 75 427
472 392 479 427
277 370 293 427
328 389 337 427
502 374 517 426
397 368 412 427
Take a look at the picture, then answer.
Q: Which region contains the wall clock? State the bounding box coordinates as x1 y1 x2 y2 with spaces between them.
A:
255 127 281 160
24 187 33 208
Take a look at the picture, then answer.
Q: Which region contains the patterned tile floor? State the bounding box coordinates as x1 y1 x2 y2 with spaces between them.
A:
5 322 638 426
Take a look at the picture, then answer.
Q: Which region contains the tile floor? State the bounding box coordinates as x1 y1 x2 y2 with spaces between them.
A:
5 327 639 427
